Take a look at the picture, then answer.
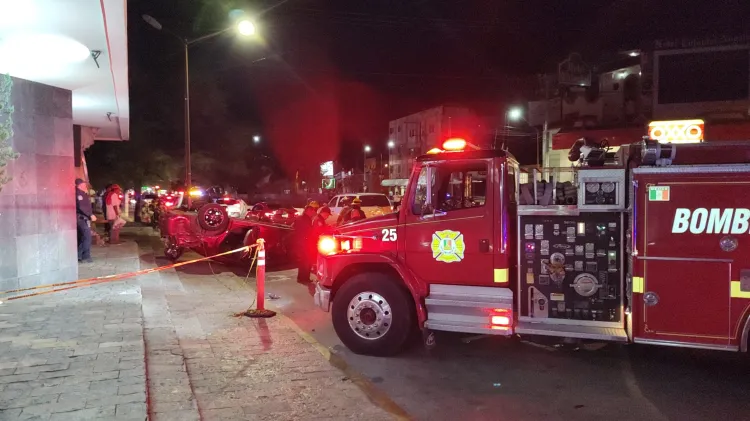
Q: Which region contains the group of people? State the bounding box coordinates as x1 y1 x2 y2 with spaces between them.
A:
75 178 125 264
291 197 367 284
292 202 331 284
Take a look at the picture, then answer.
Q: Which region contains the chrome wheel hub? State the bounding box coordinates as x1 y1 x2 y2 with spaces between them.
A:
204 208 224 227
347 291 392 340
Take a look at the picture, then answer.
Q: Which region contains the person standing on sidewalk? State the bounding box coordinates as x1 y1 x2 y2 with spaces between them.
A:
75 178 96 263
292 205 316 284
105 184 123 244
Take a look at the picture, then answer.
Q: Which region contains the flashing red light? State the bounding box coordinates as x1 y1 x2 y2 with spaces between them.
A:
318 236 338 255
442 138 467 151
490 308 512 327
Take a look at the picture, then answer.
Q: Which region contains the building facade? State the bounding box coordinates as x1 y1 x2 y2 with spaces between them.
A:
386 106 484 182
525 37 750 169
0 0 129 290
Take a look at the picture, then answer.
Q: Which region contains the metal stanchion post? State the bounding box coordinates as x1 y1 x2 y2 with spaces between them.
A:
244 238 276 318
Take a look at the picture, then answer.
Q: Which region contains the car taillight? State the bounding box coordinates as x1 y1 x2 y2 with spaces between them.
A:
265 212 274 217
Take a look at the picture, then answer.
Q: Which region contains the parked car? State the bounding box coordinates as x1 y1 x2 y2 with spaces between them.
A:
216 196 248 219
246 202 279 220
269 207 299 225
325 193 393 225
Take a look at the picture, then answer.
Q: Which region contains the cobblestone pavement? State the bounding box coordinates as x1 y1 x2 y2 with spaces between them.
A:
0 241 147 421
134 231 394 421
0 227 395 421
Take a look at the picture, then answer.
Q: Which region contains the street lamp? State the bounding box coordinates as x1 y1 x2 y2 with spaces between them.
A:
387 140 395 179
253 135 261 143
142 14 256 208
363 145 371 191
507 107 541 168
508 107 523 121
237 20 256 36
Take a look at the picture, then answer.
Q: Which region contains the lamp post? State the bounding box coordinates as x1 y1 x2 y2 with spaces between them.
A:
387 140 394 178
507 107 542 168
142 14 256 208
364 145 371 192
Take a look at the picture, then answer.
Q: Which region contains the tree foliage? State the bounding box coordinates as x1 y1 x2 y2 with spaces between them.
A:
0 74 19 191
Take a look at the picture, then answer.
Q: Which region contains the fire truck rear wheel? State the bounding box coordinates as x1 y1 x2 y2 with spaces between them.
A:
332 272 413 356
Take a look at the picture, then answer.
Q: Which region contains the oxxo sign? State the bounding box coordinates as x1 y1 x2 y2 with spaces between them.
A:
648 119 705 144
672 208 750 234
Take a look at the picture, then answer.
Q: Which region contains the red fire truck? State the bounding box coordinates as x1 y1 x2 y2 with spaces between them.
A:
311 136 750 356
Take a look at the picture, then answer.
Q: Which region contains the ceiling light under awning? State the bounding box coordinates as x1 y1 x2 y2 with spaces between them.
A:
0 34 91 81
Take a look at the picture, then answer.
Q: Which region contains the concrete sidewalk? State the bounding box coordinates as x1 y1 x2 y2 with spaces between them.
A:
0 241 147 421
135 230 393 421
0 227 394 421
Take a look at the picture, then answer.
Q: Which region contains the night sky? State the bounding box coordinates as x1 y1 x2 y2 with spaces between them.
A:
98 0 749 189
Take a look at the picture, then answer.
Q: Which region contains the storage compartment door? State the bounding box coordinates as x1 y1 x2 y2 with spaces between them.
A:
640 259 730 345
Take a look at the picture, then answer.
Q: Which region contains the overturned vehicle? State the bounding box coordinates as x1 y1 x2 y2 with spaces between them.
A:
159 203 295 265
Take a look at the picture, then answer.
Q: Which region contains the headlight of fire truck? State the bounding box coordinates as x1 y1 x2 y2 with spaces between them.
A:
317 235 363 256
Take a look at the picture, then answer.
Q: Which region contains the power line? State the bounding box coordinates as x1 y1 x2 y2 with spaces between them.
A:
286 7 502 26
268 8 504 30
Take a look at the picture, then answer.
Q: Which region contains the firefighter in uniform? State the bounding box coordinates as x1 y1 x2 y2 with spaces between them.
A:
312 206 333 237
292 205 317 284
75 178 96 263
337 197 365 225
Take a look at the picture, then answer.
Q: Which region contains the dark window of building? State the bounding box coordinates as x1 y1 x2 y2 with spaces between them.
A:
389 128 394 134
429 124 435 133
658 49 750 104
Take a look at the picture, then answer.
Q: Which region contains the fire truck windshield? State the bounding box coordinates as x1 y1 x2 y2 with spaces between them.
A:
412 163 487 214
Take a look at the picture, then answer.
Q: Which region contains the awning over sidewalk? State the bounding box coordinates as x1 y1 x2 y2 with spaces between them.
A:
381 179 409 187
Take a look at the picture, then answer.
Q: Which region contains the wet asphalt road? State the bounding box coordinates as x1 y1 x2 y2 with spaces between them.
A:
176 257 750 421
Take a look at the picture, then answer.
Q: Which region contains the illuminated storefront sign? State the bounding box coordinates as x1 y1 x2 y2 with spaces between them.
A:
648 119 705 144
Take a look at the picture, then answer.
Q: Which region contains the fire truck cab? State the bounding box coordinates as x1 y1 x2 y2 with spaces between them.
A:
312 137 750 356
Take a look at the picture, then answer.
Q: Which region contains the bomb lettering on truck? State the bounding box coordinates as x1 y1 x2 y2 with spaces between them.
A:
671 208 750 234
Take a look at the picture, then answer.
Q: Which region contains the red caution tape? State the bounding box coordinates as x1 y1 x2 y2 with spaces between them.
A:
0 245 254 302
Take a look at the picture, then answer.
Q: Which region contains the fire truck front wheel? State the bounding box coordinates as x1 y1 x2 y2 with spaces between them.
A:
332 272 414 356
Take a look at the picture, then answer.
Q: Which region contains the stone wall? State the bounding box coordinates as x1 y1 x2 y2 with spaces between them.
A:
0 77 77 291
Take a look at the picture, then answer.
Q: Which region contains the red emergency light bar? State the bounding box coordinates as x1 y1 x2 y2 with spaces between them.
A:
427 138 480 154
443 138 467 151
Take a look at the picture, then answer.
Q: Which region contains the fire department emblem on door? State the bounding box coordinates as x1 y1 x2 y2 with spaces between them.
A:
431 230 465 263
